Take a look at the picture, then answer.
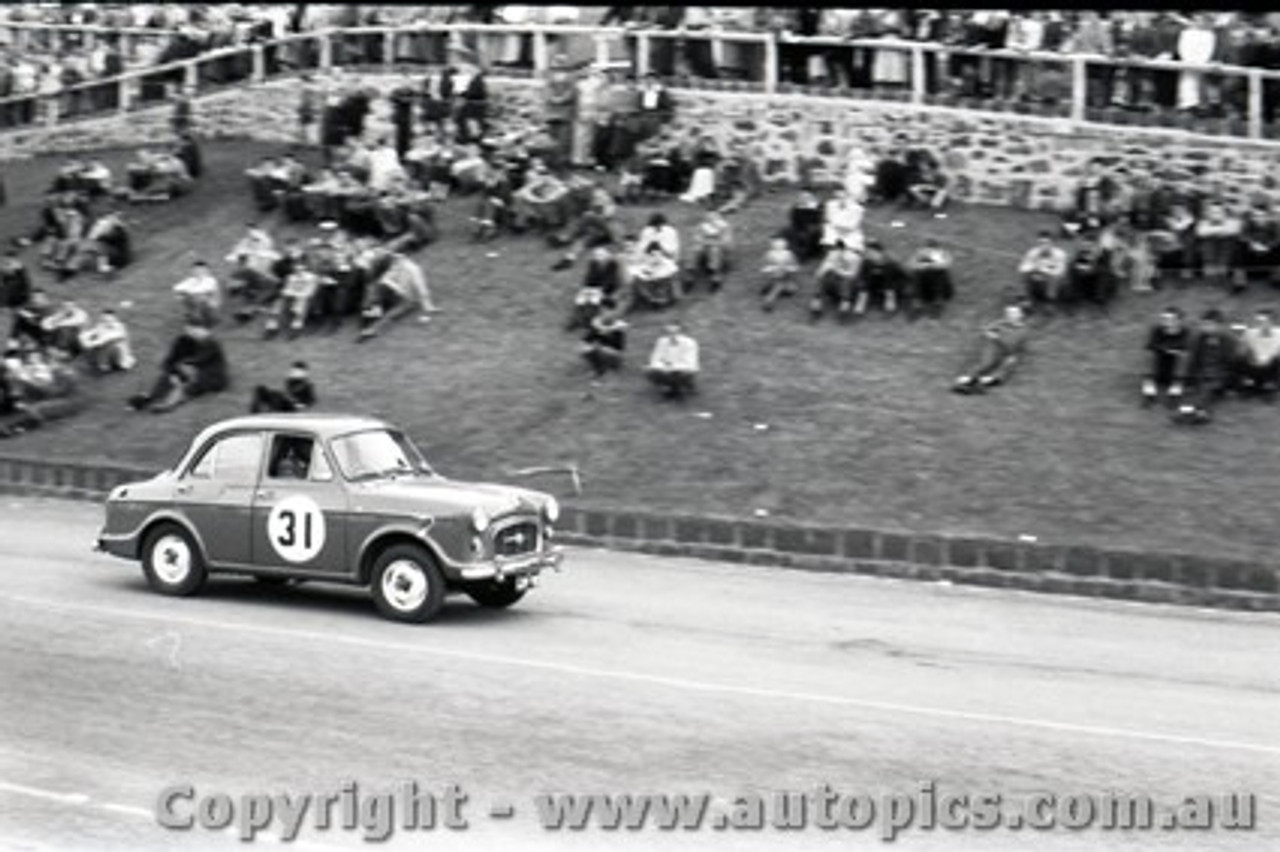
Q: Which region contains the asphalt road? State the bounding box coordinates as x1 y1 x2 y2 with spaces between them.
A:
0 496 1276 852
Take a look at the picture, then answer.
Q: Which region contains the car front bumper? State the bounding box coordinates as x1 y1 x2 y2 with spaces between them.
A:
459 546 564 582
95 530 139 560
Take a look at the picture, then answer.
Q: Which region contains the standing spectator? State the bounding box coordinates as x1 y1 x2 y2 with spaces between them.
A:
952 303 1030 394
0 248 32 318
907 238 955 318
1067 232 1115 313
544 54 578 170
1195 200 1240 288
1176 13 1216 112
1174 308 1237 423
389 74 418 161
1235 199 1279 289
297 74 321 147
787 189 825 262
457 68 488 144
1142 306 1190 406
1236 309 1280 398
573 65 607 169
646 321 700 400
635 72 674 141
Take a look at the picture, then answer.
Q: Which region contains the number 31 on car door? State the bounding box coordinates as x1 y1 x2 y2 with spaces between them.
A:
266 494 328 564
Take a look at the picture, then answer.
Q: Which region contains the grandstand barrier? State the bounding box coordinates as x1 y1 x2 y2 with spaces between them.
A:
1 453 1275 613
0 22 1279 144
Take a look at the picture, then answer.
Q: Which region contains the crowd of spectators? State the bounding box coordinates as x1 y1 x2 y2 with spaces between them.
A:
7 16 1280 436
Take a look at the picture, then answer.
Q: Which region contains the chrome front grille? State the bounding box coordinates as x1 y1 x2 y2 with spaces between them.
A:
493 520 539 557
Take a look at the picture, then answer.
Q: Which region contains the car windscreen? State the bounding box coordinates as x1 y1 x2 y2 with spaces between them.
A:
329 429 432 481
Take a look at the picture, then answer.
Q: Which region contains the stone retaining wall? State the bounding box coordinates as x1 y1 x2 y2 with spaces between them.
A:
4 76 1280 214
4 453 1276 613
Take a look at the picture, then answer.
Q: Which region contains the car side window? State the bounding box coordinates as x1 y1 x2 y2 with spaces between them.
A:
267 435 316 481
188 433 264 484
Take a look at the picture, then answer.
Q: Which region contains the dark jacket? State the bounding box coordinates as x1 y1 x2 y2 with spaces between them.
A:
164 332 228 397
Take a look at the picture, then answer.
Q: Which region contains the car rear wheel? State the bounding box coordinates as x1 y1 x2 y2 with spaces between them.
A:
141 524 207 597
371 545 446 623
465 579 528 609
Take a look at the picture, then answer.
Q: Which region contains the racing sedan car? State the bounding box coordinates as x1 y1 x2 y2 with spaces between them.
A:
96 413 563 623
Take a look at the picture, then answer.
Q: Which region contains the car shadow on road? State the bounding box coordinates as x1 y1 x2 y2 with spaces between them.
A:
98 574 540 628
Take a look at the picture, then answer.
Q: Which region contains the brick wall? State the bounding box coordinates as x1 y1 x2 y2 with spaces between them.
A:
5 454 1276 613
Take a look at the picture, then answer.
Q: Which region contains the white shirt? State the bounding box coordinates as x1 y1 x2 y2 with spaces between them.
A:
649 334 700 373
1242 327 1280 365
174 270 220 303
637 224 680 261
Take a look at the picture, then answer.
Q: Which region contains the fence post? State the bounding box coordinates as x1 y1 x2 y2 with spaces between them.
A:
910 44 926 104
594 31 611 69
183 60 198 96
763 33 778 93
319 31 333 70
251 43 266 83
1070 55 1087 123
384 29 395 70
1248 68 1263 140
636 30 651 78
118 75 130 113
532 29 549 75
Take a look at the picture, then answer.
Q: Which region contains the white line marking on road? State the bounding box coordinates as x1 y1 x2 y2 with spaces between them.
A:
0 782 89 806
3 593 1277 758
97 803 152 820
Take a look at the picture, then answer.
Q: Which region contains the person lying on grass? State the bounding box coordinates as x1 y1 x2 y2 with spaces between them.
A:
952 303 1029 395
127 322 228 414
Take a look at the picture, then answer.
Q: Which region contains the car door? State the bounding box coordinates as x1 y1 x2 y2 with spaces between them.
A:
176 430 264 568
249 432 350 574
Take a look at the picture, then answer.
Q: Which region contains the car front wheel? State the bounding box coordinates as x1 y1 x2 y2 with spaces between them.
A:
371 545 446 623
141 524 208 597
465 579 527 609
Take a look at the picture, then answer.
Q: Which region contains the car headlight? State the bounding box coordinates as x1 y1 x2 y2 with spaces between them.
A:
543 496 560 524
471 507 490 533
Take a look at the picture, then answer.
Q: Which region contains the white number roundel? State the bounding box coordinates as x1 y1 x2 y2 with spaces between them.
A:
267 495 326 563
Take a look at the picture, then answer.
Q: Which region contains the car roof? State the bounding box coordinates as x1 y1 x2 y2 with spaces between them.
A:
196 413 392 442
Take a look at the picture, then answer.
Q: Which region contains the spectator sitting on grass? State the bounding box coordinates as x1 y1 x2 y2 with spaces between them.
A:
40 299 89 357
128 322 229 414
760 236 801 311
226 222 281 314
39 195 86 279
11 289 54 348
511 159 570 233
0 248 32 318
580 308 628 380
173 259 223 327
0 341 83 438
952 303 1030 395
688 211 733 294
870 138 911 206
821 186 865 251
787 189 826 263
126 149 193 203
359 252 439 342
630 241 683 309
1066 231 1115 313
1018 230 1069 314
810 240 863 321
78 309 136 374
646 321 699 400
550 185 618 270
251 360 318 413
264 259 321 340
566 245 624 332
1235 308 1280 399
904 149 949 212
713 151 763 215
854 240 906 316
1173 308 1237 424
1142 306 1190 407
907 238 955 318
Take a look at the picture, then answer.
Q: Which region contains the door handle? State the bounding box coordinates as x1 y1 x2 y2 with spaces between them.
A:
256 489 274 500
175 484 192 496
